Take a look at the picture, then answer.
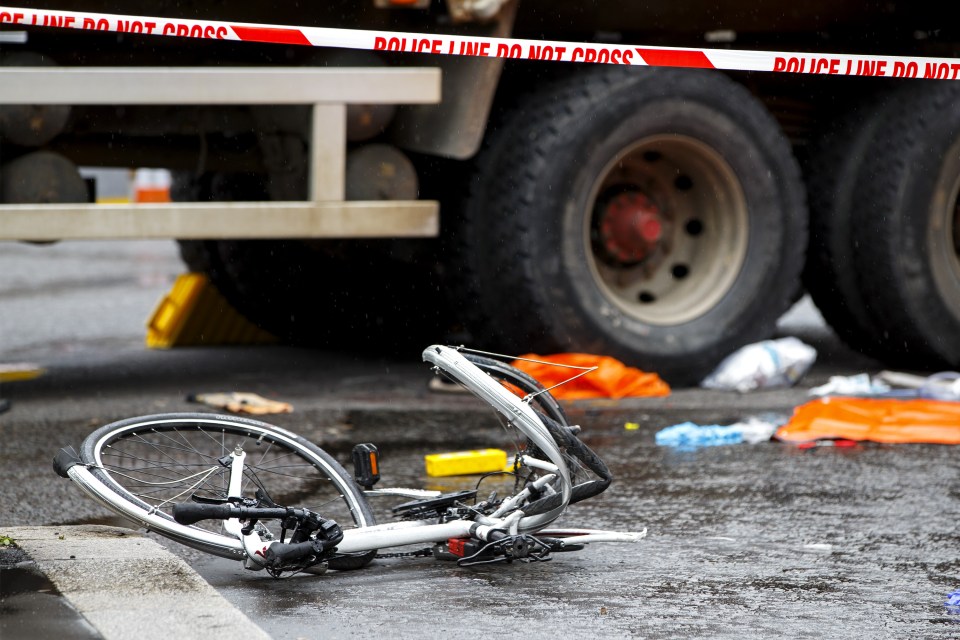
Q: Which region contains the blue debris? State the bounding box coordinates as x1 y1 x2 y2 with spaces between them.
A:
654 420 776 449
946 589 960 613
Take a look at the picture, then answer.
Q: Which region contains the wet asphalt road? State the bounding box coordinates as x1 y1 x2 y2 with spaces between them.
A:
2 240 959 638
187 436 959 639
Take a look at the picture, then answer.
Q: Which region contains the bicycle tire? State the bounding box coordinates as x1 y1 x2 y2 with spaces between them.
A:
464 353 569 427
79 413 376 570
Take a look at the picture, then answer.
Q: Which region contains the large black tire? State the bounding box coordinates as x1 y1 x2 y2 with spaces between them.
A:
454 67 808 385
171 171 455 352
170 171 269 319
211 237 452 352
847 81 960 368
801 89 905 362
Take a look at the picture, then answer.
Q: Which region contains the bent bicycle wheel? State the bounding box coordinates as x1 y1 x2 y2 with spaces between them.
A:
448 350 612 521
464 353 569 427
79 413 376 570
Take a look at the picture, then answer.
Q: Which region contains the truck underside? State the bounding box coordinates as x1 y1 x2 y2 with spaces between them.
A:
3 1 960 383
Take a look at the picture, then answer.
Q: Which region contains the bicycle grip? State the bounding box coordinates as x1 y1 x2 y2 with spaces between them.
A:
264 540 317 564
172 502 235 525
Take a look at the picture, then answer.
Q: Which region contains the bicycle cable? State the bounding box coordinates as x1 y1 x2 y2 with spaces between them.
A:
456 534 553 567
451 345 598 402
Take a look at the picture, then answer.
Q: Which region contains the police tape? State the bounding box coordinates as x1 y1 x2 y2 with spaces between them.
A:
2 4 960 79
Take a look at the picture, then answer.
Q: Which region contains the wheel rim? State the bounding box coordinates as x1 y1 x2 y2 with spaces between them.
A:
584 134 749 325
930 147 960 321
91 417 371 540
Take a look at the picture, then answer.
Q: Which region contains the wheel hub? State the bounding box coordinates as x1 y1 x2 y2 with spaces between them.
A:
585 135 749 326
598 191 665 263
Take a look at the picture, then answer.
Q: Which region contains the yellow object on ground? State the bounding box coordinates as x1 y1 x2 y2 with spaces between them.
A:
0 363 45 383
146 273 276 348
777 397 960 445
425 449 509 477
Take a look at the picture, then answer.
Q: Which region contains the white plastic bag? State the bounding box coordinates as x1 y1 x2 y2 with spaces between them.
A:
700 337 817 392
808 373 891 397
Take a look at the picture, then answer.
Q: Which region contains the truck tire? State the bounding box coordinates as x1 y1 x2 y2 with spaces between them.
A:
172 171 453 350
454 67 807 385
801 90 903 362
212 237 453 351
170 172 220 275
848 82 960 368
170 171 258 303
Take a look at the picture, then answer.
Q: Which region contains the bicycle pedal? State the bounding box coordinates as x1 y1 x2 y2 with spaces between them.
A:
352 443 380 489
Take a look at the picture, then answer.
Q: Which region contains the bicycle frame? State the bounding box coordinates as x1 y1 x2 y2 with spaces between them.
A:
230 470 643 569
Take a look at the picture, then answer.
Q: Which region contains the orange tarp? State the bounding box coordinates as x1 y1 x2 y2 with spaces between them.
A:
777 397 960 444
512 353 670 400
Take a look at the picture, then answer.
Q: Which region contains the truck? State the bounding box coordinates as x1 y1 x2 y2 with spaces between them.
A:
2 1 959 384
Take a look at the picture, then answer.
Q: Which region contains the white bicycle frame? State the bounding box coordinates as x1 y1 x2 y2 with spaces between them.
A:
64 345 645 569
238 346 645 567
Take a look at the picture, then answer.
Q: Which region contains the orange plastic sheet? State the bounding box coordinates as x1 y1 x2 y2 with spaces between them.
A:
512 353 670 400
776 397 960 444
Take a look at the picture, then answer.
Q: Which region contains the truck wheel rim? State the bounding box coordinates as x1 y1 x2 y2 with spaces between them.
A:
930 148 960 320
584 134 749 326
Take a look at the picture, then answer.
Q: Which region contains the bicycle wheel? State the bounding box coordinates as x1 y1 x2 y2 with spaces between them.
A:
79 413 376 570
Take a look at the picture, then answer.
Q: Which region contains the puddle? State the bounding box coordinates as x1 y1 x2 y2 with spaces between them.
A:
0 560 102 640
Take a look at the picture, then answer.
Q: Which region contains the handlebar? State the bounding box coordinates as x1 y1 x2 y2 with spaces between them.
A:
172 502 290 526
173 501 345 568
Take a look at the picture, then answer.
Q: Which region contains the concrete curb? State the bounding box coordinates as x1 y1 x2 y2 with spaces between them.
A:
2 525 270 640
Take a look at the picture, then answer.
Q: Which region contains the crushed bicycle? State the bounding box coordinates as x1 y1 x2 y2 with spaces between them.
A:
54 345 645 578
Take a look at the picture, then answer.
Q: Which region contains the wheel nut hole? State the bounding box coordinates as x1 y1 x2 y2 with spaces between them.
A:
674 174 693 191
685 219 704 236
638 291 656 303
671 264 690 280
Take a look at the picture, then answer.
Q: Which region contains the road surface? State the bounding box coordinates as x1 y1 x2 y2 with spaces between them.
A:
1 240 957 639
